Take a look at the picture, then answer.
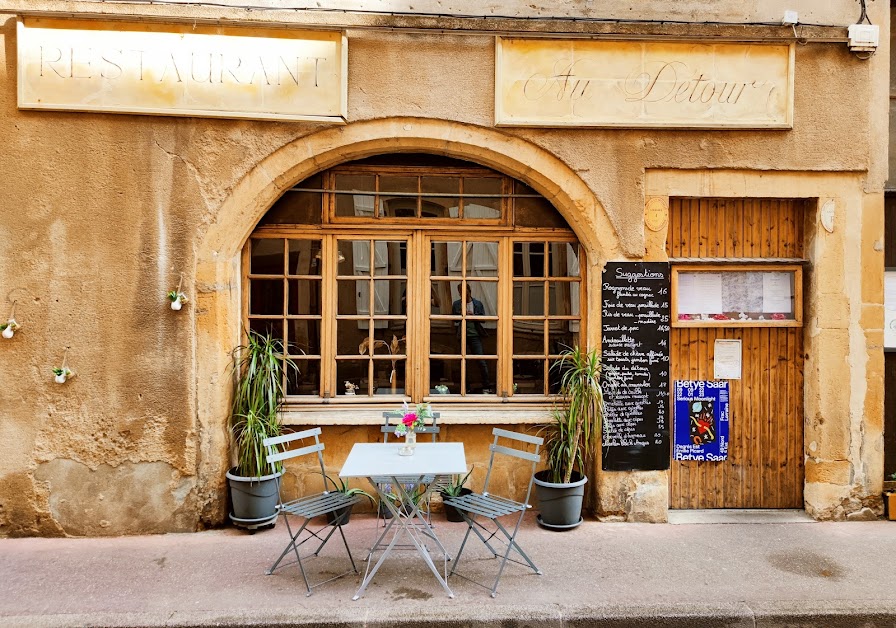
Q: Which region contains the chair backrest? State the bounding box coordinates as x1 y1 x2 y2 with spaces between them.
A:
482 428 543 506
263 427 330 494
381 410 441 443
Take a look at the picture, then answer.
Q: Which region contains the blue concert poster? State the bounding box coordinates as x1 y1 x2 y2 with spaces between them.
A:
673 380 729 462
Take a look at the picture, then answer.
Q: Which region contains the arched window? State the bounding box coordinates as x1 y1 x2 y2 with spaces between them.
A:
244 154 584 405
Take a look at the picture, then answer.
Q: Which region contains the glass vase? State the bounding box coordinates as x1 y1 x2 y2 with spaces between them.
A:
398 430 417 456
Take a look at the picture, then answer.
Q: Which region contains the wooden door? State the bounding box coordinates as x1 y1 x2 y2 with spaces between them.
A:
668 199 805 509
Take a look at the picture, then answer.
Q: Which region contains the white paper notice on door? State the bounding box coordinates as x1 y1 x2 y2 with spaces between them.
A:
762 272 792 314
678 272 723 314
713 339 742 380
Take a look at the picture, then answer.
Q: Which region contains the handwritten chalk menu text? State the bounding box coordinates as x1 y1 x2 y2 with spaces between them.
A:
601 262 671 471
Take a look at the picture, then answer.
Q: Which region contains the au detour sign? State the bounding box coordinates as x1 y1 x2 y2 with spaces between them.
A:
601 262 671 471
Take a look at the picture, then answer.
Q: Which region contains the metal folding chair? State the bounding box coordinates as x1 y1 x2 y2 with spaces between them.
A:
443 428 544 597
263 427 364 596
372 411 442 526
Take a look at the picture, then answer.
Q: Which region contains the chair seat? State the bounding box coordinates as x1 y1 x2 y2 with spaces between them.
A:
280 492 363 519
443 492 527 518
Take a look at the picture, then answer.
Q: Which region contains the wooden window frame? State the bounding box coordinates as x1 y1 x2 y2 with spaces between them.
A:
671 263 803 328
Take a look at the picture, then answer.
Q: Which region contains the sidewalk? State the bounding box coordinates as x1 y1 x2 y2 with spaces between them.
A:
2 514 896 628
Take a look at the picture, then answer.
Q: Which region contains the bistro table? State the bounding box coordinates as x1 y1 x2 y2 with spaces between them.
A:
340 442 467 600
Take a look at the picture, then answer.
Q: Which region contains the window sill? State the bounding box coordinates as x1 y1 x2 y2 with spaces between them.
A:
280 405 554 426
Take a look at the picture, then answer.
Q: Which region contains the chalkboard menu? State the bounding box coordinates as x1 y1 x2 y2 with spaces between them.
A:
601 262 671 471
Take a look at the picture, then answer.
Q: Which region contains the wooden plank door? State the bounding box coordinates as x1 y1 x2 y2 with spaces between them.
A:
668 199 805 509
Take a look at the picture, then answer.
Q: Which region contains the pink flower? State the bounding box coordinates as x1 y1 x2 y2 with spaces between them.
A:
402 412 417 427
771 313 786 320
711 313 729 320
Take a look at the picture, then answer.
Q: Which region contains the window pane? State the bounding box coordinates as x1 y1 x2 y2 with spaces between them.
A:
286 359 320 396
373 240 407 276
248 318 283 345
549 322 579 356
429 359 461 395
337 360 369 397
250 279 283 315
431 241 463 277
549 242 580 277
467 281 498 317
373 280 407 315
421 196 459 218
549 281 576 316
287 320 321 356
430 318 460 357
334 174 375 218
287 279 321 316
513 181 567 228
374 359 405 395
466 242 498 277
250 239 284 275
339 240 370 277
464 357 496 395
287 240 322 276
338 319 373 355
548 359 565 394
513 242 545 278
513 281 544 316
513 359 546 395
464 177 502 196
337 279 366 316
379 175 418 218
513 319 545 356
421 176 459 194
463 198 501 220
261 190 322 226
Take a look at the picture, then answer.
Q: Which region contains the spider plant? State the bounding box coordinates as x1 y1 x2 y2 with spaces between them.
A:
230 330 298 478
542 345 616 484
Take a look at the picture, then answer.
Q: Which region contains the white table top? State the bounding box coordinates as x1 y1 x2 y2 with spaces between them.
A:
339 442 467 478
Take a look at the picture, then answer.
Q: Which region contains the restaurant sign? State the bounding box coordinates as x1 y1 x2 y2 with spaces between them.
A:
496 38 794 128
17 18 347 122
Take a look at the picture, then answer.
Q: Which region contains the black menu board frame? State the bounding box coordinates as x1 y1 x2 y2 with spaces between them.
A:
601 262 671 471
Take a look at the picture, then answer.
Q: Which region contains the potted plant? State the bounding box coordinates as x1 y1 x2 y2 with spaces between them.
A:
534 345 614 530
52 366 74 384
167 290 188 311
225 330 296 530
439 467 474 522
323 474 375 524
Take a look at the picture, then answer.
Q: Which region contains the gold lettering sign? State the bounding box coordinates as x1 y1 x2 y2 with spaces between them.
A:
496 38 793 128
17 18 347 122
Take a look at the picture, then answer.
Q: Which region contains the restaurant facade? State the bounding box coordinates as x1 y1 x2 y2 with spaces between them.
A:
0 0 889 537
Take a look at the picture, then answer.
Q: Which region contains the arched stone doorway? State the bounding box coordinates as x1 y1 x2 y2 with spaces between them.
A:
193 118 622 523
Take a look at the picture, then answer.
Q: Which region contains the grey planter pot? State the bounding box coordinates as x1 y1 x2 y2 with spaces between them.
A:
441 487 473 522
533 470 587 530
326 504 354 525
226 468 282 530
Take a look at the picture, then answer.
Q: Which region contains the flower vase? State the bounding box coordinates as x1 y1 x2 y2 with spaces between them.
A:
398 431 417 456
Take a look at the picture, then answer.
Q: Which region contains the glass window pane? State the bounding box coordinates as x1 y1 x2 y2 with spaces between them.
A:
513 181 567 228
287 279 322 316
337 279 367 316
513 242 545 278
261 191 322 226
463 197 501 220
548 242 580 278
248 318 283 346
287 320 321 356
337 360 369 397
549 281 577 316
421 196 460 218
513 281 544 316
429 359 461 395
287 240 322 276
428 280 454 315
548 359 565 395
373 280 407 315
430 318 460 357
514 319 545 356
286 359 320 396
373 240 407 276
421 176 459 195
374 359 405 395
379 175 417 194
513 359 546 396
548 322 579 356
339 240 370 277
250 239 284 275
337 319 371 355
466 241 499 277
467 281 498 317
334 174 375 218
379 175 418 218
250 279 283 316
464 177 502 196
431 241 463 277
464 357 496 395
